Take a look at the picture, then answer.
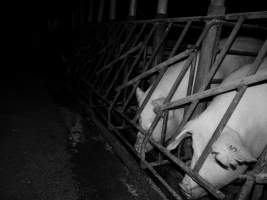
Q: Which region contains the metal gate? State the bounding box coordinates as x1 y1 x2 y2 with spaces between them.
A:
67 10 267 200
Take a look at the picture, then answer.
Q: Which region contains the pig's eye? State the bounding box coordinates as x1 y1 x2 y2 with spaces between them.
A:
211 151 219 159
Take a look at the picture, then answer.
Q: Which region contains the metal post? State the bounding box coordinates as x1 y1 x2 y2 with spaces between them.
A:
129 0 137 19
97 0 105 23
109 0 117 20
157 0 168 18
88 0 94 22
153 0 169 77
192 0 225 116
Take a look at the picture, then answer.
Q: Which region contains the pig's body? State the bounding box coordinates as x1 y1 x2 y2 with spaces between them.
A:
135 37 263 152
167 58 267 199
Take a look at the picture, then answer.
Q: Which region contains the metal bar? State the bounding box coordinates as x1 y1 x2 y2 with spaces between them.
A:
86 24 123 81
117 49 193 91
139 21 220 159
168 16 245 143
159 72 267 112
109 11 267 24
193 40 267 173
81 80 225 200
237 145 267 200
79 103 171 200
132 21 193 123
239 173 267 184
93 24 129 86
112 24 159 109
97 43 142 74
109 0 117 20
150 139 225 199
107 23 148 116
103 24 158 98
194 85 247 172
140 55 194 159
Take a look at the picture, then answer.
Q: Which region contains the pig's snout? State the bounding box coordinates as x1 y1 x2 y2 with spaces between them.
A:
134 133 153 153
179 182 193 199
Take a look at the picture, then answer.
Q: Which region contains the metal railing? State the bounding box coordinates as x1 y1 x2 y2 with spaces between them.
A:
67 11 267 200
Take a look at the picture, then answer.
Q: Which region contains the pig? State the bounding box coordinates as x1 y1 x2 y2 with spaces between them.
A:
135 37 263 153
166 57 267 199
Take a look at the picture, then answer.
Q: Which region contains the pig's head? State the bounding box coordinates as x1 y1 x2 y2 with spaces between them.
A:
135 87 179 153
167 125 257 199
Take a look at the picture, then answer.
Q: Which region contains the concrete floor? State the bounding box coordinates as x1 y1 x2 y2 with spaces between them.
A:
0 71 164 200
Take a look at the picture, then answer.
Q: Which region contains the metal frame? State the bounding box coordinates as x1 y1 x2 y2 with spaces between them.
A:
68 11 267 200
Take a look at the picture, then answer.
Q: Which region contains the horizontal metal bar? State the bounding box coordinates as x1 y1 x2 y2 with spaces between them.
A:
239 174 267 184
142 160 170 169
100 11 267 25
80 103 172 200
82 79 225 199
150 140 225 199
158 72 267 112
194 85 247 172
79 95 184 200
116 49 194 91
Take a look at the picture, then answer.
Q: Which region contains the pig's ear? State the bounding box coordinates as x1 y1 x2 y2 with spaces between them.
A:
166 130 191 150
151 97 175 118
212 127 257 168
136 87 145 103
151 97 165 108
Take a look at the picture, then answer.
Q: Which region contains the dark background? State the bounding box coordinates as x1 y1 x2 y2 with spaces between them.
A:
35 0 266 80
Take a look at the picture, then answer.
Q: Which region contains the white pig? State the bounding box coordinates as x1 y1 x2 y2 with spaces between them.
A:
135 37 263 153
167 57 267 199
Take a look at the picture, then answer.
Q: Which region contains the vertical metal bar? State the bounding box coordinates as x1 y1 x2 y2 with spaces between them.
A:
192 0 225 117
112 24 159 110
237 145 267 200
97 0 105 23
129 0 137 19
121 23 172 112
92 24 128 85
86 24 121 81
96 25 133 90
109 0 117 20
157 0 168 17
194 85 247 172
138 22 218 159
133 21 192 123
140 55 194 159
193 40 267 173
107 23 148 114
169 16 245 143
